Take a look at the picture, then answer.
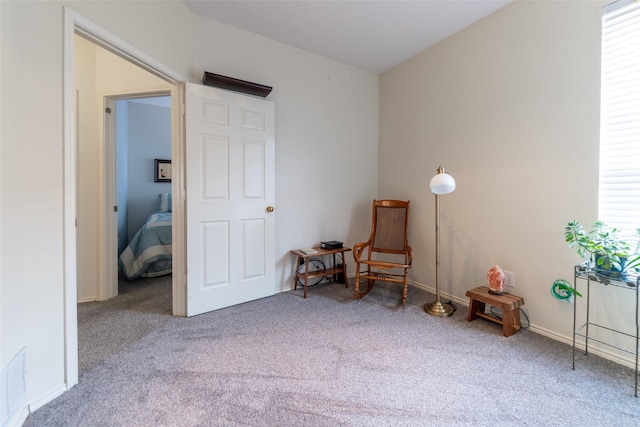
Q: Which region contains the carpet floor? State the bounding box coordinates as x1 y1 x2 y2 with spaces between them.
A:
23 276 640 426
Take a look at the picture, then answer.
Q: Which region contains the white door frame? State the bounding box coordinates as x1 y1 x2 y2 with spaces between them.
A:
63 7 187 389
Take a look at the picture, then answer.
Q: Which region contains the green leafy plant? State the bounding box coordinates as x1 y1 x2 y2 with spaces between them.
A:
564 220 637 273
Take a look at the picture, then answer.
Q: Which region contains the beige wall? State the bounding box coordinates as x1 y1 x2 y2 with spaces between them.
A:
381 1 630 353
75 35 100 302
74 35 170 302
1 0 378 417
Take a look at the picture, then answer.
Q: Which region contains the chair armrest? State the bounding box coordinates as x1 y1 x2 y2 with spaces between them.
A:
353 242 370 261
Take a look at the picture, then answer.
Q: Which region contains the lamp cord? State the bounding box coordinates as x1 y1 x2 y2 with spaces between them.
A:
296 257 326 286
296 252 346 286
445 300 457 312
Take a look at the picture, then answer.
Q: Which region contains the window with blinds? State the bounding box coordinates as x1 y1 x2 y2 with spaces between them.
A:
599 0 640 241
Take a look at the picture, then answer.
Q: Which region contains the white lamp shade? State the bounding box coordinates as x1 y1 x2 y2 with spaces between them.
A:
430 171 456 195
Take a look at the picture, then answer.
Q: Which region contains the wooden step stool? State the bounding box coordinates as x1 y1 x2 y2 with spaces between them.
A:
466 286 524 337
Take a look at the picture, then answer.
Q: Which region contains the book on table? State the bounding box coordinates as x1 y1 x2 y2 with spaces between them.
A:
300 248 318 255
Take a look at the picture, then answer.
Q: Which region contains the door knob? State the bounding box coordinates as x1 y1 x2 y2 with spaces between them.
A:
266 206 275 212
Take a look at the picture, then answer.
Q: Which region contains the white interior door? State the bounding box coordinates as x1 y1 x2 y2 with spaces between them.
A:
185 83 275 316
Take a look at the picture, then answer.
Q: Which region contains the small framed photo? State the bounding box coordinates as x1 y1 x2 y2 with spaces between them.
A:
154 159 171 183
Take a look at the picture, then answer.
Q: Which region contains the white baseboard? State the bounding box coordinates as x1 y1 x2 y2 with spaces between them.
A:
527 322 637 370
27 383 67 414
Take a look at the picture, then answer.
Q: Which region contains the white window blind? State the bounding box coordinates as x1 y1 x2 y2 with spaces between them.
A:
599 0 640 241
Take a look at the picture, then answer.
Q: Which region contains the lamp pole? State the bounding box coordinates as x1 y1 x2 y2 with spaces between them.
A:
425 166 454 317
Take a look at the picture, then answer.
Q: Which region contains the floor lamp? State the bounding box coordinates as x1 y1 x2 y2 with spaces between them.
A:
425 165 456 318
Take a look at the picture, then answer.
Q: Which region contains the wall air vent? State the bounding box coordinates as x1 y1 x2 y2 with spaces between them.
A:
202 72 273 98
2 347 27 426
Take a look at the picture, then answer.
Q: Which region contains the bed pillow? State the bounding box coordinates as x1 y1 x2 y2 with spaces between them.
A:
157 193 172 212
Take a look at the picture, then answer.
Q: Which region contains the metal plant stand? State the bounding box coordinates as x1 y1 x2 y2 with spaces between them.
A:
572 262 640 397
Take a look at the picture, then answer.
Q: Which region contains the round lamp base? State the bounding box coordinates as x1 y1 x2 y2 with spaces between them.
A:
424 300 454 318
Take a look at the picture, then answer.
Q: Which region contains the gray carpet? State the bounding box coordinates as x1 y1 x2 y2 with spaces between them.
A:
75 276 173 377
24 277 640 426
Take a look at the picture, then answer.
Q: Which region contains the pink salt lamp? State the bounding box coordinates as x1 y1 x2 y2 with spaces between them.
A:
487 265 505 295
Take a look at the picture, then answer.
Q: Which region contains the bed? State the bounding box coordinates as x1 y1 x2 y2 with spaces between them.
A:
119 211 172 280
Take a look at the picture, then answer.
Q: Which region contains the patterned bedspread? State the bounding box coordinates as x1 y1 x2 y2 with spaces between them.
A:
119 212 172 280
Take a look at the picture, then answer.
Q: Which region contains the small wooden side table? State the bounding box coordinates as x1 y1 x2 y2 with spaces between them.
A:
290 247 351 298
466 286 524 337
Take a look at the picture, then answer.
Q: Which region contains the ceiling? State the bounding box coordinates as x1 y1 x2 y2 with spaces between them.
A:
182 0 512 74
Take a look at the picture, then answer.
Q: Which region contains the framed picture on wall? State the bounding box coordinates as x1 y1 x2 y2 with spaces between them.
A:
154 159 171 183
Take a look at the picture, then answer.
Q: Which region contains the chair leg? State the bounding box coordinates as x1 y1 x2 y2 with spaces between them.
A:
401 272 408 306
354 266 362 298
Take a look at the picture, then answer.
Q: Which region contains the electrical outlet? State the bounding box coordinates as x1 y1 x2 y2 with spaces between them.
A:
504 270 515 288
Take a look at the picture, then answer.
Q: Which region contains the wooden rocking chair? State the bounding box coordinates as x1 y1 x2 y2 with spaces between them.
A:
353 200 412 305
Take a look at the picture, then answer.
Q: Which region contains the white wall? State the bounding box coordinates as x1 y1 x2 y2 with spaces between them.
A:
0 0 379 417
381 1 633 357
1 1 69 414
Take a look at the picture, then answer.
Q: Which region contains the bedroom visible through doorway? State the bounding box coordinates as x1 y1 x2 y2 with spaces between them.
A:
113 95 173 285
74 33 173 304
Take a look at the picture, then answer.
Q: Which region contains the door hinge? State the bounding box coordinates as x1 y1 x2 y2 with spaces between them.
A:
113 206 118 212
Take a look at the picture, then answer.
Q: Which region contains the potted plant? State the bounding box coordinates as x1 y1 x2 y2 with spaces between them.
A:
564 220 639 278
